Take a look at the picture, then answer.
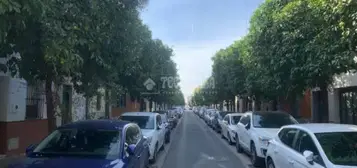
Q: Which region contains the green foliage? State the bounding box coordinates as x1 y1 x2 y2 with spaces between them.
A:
0 0 184 130
192 0 357 105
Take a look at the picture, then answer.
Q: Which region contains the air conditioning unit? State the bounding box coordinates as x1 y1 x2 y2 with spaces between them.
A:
0 75 27 122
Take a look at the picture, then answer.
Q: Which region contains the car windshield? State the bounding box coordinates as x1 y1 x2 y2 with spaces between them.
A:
315 132 357 166
219 112 234 118
232 116 242 125
32 129 121 159
121 115 155 129
253 112 298 128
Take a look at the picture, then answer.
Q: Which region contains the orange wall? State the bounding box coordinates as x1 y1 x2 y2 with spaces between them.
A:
299 90 312 118
111 94 141 117
0 119 48 156
280 89 312 118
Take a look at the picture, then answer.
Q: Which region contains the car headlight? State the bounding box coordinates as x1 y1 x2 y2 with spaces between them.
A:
258 136 271 146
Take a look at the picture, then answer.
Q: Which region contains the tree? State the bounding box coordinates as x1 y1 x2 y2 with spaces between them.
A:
0 0 182 132
192 0 357 119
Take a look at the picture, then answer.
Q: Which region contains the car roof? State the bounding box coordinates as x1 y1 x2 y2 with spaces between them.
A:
229 113 244 116
284 123 357 133
121 112 157 117
246 111 288 115
58 119 130 130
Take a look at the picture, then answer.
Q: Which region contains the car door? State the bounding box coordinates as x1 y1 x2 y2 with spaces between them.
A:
292 131 325 168
239 114 251 149
156 115 165 147
222 115 229 138
125 125 141 168
273 128 299 168
132 125 149 168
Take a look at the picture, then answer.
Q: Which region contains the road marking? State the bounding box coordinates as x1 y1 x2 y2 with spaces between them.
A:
192 153 228 168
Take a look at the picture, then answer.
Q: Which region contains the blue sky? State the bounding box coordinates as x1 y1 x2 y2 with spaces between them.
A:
141 0 263 101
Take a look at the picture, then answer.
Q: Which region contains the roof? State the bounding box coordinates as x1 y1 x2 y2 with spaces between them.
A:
285 123 357 133
245 111 288 115
121 112 157 117
58 120 130 130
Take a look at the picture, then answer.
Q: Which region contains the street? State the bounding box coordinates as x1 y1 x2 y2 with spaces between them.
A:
156 111 253 168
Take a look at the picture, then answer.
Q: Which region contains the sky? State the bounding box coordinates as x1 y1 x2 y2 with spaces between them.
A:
140 0 263 102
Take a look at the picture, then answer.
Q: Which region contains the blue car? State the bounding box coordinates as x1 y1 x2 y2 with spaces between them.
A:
10 120 150 168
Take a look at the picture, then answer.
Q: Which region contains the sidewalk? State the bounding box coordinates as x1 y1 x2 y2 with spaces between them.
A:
0 154 25 167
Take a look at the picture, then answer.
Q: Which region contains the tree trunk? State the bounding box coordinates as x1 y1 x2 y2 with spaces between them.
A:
319 84 329 122
225 101 229 111
105 89 110 118
149 100 153 112
45 79 56 133
272 99 278 111
219 102 223 111
85 97 90 119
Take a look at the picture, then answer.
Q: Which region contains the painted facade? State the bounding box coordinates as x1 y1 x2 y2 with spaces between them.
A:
326 71 357 124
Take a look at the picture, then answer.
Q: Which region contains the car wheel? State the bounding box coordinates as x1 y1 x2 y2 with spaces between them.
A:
250 143 260 167
267 158 275 168
165 134 170 143
161 141 165 150
149 144 158 164
235 134 243 153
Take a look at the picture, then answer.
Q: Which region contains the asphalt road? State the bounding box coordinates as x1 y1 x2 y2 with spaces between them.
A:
159 111 254 168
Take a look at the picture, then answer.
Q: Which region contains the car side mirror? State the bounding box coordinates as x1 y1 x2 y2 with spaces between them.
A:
303 150 314 164
245 123 250 130
126 144 136 155
26 144 37 156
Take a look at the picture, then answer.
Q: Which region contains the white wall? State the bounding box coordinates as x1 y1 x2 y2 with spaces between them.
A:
328 71 357 123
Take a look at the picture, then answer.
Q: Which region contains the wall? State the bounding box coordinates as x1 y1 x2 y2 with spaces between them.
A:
278 90 311 118
56 78 106 126
0 119 48 156
111 94 141 117
327 71 357 123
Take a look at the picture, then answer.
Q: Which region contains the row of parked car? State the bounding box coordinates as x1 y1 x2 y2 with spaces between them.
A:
193 107 357 168
12 108 184 168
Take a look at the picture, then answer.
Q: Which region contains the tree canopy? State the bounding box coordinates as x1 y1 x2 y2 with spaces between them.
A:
190 0 357 108
0 0 184 131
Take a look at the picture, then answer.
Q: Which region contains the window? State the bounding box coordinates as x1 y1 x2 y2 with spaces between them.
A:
223 116 229 123
239 115 250 125
120 116 155 129
96 94 102 110
125 125 141 145
278 128 298 147
253 112 298 128
231 116 242 125
315 132 357 166
295 131 324 166
33 129 121 159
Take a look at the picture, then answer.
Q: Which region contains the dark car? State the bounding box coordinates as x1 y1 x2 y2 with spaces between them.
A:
212 111 236 132
10 120 150 168
168 115 178 129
